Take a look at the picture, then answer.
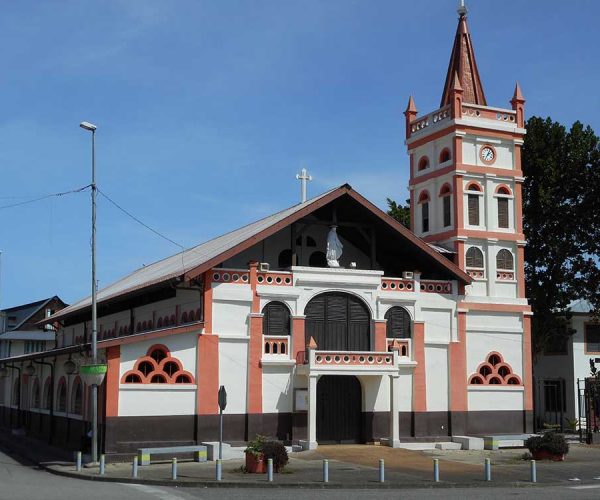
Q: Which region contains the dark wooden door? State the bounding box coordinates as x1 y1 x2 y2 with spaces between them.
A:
305 293 370 351
317 376 362 443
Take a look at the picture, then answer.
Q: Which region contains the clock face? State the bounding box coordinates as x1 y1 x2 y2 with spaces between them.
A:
480 145 495 164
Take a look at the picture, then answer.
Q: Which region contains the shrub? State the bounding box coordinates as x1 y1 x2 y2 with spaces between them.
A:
261 440 289 472
525 432 569 456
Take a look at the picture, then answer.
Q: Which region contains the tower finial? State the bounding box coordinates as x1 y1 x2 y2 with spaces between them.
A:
457 0 468 17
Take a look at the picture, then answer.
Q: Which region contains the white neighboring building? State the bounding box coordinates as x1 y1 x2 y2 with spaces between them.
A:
534 299 599 431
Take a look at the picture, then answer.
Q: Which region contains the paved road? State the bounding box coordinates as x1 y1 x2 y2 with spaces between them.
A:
0 447 599 500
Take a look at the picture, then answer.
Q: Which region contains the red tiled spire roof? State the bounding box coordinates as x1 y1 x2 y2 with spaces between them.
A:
440 11 487 107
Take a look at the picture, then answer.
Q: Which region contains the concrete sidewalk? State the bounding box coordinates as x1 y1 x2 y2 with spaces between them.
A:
2 428 600 489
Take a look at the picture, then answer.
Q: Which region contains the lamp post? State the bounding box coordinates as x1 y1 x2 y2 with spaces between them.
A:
79 121 105 465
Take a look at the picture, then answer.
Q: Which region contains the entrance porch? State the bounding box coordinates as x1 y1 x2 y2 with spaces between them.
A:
297 349 416 450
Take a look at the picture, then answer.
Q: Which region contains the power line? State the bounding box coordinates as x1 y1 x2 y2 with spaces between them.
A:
0 185 91 211
97 188 184 251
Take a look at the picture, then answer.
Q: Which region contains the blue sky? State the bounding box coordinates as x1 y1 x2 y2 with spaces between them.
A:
1 0 598 307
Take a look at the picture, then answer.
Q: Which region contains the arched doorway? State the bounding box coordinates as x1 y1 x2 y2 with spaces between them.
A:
317 375 362 443
304 292 370 351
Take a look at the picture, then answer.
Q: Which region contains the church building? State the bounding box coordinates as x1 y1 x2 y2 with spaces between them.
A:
0 6 532 457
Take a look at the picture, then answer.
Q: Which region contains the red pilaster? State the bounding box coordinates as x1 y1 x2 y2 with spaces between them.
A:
247 261 263 414
412 321 427 412
105 345 120 417
292 316 306 364
374 320 387 352
197 334 219 414
203 272 213 333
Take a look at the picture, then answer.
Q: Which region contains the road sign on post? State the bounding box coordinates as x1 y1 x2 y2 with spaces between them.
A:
218 386 227 460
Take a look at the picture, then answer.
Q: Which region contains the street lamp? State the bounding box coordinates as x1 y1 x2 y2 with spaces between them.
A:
79 121 106 465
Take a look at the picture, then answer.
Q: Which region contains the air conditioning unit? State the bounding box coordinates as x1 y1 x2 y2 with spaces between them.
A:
402 271 414 280
258 262 270 272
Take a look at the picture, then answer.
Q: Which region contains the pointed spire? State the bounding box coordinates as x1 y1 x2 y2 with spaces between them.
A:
512 82 525 102
404 95 417 114
440 10 487 107
307 336 317 349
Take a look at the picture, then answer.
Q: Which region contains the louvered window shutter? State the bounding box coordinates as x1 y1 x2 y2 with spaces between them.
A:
443 196 451 227
385 307 411 339
466 247 484 268
496 249 513 270
468 194 479 225
497 198 509 228
422 202 429 232
263 302 290 335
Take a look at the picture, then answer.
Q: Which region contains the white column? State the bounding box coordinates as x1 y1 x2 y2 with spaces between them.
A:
388 374 401 448
304 375 318 450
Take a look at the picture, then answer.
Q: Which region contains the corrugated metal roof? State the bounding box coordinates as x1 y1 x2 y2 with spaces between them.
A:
52 188 337 321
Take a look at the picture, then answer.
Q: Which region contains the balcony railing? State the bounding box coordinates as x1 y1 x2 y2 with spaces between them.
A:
296 349 405 373
263 335 289 356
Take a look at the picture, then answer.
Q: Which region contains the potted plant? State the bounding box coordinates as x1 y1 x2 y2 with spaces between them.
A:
244 435 289 473
525 432 569 461
244 435 267 473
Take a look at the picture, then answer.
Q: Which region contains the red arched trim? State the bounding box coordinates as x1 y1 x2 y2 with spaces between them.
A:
439 183 452 196
418 190 430 203
439 148 451 164
468 351 521 386
122 347 195 385
146 344 171 357
418 156 430 171
466 181 483 192
495 184 513 195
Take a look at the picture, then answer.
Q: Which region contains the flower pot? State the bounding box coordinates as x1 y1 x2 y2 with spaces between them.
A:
245 452 266 473
531 449 565 461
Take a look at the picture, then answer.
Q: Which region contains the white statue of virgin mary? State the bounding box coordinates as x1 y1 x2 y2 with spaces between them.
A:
326 226 343 267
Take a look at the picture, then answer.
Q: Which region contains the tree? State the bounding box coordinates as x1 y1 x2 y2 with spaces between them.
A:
386 198 410 228
522 117 600 353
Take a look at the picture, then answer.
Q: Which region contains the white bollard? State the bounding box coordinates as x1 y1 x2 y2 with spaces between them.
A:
530 459 537 483
171 458 177 480
378 459 384 483
99 454 105 475
76 451 82 472
323 459 329 483
132 457 138 478
484 458 491 481
433 458 439 482
216 459 222 481
267 458 273 482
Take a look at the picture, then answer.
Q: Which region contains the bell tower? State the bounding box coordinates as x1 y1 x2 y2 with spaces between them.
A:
405 3 527 301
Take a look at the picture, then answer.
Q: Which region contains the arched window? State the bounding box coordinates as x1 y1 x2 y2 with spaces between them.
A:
43 378 51 410
71 378 82 415
31 378 40 409
56 379 67 413
466 183 482 226
418 191 430 233
418 156 429 171
278 249 292 269
262 301 291 336
306 236 317 247
309 251 327 268
150 347 168 363
385 307 412 339
466 247 484 268
439 184 452 228
439 148 451 164
496 249 514 270
497 197 509 228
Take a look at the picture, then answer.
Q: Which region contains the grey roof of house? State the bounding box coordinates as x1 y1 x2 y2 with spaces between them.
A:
0 331 55 341
1 296 60 333
568 299 594 314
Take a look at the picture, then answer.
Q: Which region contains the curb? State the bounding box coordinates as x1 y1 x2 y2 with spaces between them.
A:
41 463 547 490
